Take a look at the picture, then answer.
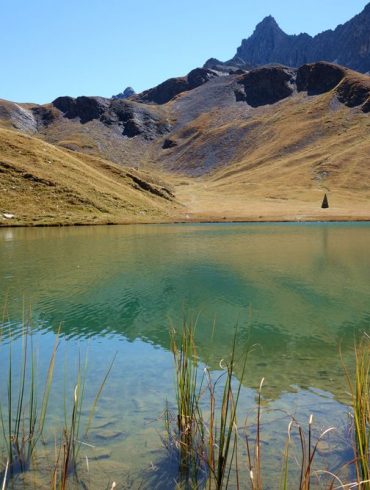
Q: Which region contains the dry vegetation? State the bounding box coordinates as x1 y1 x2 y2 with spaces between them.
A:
173 92 370 222
2 68 370 225
0 127 178 226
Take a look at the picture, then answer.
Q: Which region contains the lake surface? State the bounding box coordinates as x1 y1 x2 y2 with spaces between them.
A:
1 223 370 488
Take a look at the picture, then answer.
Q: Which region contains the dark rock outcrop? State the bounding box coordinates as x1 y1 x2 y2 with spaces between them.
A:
31 105 57 128
109 99 171 139
336 76 370 109
134 68 219 105
112 87 136 100
52 96 171 139
212 3 370 74
237 66 295 106
53 96 110 123
362 100 370 113
162 138 178 149
296 63 346 95
187 68 218 89
135 77 189 105
295 62 370 112
127 173 174 200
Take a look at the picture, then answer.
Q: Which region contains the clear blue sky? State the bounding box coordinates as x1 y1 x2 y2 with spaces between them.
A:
0 0 368 103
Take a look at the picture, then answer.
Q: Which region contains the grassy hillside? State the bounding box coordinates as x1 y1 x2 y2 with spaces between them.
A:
1 64 370 224
0 127 178 226
164 73 370 221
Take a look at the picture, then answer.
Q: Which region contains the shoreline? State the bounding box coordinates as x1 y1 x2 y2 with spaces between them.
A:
2 214 370 228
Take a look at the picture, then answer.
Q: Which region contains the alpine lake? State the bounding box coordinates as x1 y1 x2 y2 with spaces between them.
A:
1 222 369 489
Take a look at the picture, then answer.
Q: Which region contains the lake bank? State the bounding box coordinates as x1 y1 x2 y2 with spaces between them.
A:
2 214 370 228
3 197 370 227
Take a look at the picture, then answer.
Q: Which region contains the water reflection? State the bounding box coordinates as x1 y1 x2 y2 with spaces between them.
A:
0 223 369 400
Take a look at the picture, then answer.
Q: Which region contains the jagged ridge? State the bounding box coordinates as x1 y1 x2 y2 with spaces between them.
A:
206 3 370 73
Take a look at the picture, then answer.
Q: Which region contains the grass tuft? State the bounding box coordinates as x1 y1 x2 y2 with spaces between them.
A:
0 319 59 477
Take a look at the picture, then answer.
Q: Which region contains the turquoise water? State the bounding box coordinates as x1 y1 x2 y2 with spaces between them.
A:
0 223 369 488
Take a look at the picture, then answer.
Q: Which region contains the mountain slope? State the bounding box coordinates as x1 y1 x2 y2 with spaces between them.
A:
208 3 370 73
154 64 370 221
1 62 370 223
0 127 177 226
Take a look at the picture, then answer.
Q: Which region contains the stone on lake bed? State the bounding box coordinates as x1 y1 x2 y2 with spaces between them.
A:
90 448 112 461
92 420 116 430
94 430 126 441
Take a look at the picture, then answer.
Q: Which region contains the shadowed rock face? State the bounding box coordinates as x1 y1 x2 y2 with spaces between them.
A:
135 77 189 105
337 77 370 109
237 66 295 106
109 99 171 139
213 4 370 74
52 96 171 139
31 106 56 126
362 99 370 113
53 96 110 123
296 63 346 95
134 68 219 104
295 62 370 112
162 138 177 149
234 16 305 68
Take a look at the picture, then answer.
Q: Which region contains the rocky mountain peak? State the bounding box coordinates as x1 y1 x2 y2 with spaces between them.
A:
255 15 281 32
213 3 370 73
233 14 288 66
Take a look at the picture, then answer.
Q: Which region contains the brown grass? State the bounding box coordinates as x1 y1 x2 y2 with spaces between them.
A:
0 127 177 226
2 69 370 225
174 91 370 222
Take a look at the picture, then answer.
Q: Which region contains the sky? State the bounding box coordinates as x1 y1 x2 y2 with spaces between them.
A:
0 0 368 104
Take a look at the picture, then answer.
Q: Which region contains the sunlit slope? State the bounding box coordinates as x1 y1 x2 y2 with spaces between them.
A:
171 90 370 220
1 63 370 222
0 127 177 226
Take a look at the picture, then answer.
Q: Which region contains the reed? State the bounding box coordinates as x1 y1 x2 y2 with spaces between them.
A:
0 311 114 489
167 323 248 489
168 323 205 484
206 329 247 490
51 352 115 489
0 323 58 478
284 416 335 490
343 334 370 488
166 323 362 490
245 378 264 490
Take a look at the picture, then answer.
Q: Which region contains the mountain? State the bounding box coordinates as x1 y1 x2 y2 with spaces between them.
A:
1 60 370 224
206 3 370 73
112 87 136 100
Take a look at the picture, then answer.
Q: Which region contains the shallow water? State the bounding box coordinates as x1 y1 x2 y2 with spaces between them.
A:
1 223 369 488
